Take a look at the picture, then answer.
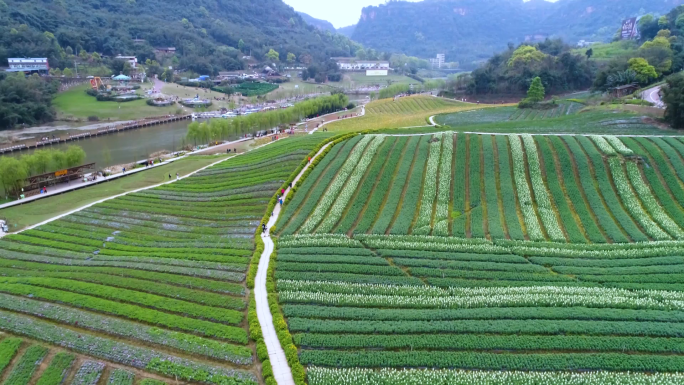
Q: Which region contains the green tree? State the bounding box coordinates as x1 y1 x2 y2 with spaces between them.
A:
65 145 86 167
62 68 74 77
663 73 684 129
526 76 545 103
640 35 674 75
287 53 296 64
0 157 28 197
266 48 280 62
585 48 593 59
508 45 546 67
628 57 658 84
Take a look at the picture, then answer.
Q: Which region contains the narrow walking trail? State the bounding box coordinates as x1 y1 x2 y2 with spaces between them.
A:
254 142 333 385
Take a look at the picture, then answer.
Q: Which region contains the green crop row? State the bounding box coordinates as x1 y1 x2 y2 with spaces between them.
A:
546 137 606 243
0 251 245 282
274 271 422 286
282 305 684 322
5 277 243 324
375 249 527 263
335 136 396 234
288 318 684 337
35 353 75 385
576 136 648 241
278 254 387 265
108 369 134 385
482 136 504 239
2 268 245 310
0 282 247 343
299 350 684 371
295 333 684 354
494 136 524 240
560 136 628 242
0 338 24 376
535 136 586 243
390 136 430 235
4 344 48 385
277 262 404 276
468 135 484 238
0 292 251 364
371 137 419 235
392 257 545 273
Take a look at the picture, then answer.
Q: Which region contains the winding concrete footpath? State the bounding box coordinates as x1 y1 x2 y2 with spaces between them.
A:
255 142 333 385
308 105 366 135
643 85 665 109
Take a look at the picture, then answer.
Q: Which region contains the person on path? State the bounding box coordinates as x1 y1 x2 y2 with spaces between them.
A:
281 188 285 195
169 174 172 180
262 223 266 233
123 168 126 174
176 172 179 180
308 157 311 163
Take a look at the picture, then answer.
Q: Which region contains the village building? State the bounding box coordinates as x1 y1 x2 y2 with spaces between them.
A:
115 55 138 68
333 58 390 71
6 58 49 73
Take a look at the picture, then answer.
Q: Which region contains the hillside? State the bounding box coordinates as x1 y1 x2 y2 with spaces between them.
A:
337 24 357 38
297 12 336 32
0 0 358 72
351 0 684 68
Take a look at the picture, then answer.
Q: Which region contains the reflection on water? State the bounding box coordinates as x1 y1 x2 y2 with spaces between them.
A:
0 120 193 169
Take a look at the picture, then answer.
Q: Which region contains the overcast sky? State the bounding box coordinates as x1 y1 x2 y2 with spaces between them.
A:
282 0 420 29
283 0 557 29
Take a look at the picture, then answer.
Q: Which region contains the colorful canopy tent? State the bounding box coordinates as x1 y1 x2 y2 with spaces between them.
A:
112 74 131 81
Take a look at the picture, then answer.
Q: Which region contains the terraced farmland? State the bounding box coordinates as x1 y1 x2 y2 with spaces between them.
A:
0 133 335 385
279 132 684 243
271 131 684 384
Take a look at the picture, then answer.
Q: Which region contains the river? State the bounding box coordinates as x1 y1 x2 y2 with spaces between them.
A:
0 120 193 168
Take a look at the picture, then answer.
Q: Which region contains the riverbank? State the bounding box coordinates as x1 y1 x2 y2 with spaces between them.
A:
0 154 230 232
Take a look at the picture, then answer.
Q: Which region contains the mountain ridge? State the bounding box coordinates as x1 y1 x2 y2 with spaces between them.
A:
351 0 684 68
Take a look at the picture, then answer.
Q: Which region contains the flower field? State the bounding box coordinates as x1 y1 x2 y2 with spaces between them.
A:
0 133 337 385
271 131 684 384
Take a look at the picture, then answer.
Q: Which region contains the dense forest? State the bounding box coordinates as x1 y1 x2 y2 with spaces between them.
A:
464 39 596 96
0 0 360 74
351 0 684 68
593 6 684 90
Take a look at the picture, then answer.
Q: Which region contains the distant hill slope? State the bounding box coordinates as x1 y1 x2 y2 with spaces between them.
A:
337 24 357 38
351 0 684 68
297 12 336 32
0 0 358 72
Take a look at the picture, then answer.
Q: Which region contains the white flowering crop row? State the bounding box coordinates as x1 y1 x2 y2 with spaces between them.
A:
307 367 684 385
317 135 386 233
521 135 565 242
607 158 670 240
605 136 634 155
508 135 544 241
413 134 443 235
279 234 363 248
300 135 374 233
356 234 507 253
278 282 684 311
590 135 617 155
625 161 684 239
434 132 454 236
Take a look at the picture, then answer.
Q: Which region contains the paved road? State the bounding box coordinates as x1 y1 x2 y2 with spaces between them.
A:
643 85 665 108
255 142 332 385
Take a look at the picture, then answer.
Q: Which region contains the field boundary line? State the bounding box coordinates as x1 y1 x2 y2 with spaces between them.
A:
257 142 333 385
5 140 279 237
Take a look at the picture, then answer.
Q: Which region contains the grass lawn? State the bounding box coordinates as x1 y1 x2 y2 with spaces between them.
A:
53 85 179 121
339 73 418 89
325 95 494 132
0 154 229 231
266 78 336 100
572 41 638 62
